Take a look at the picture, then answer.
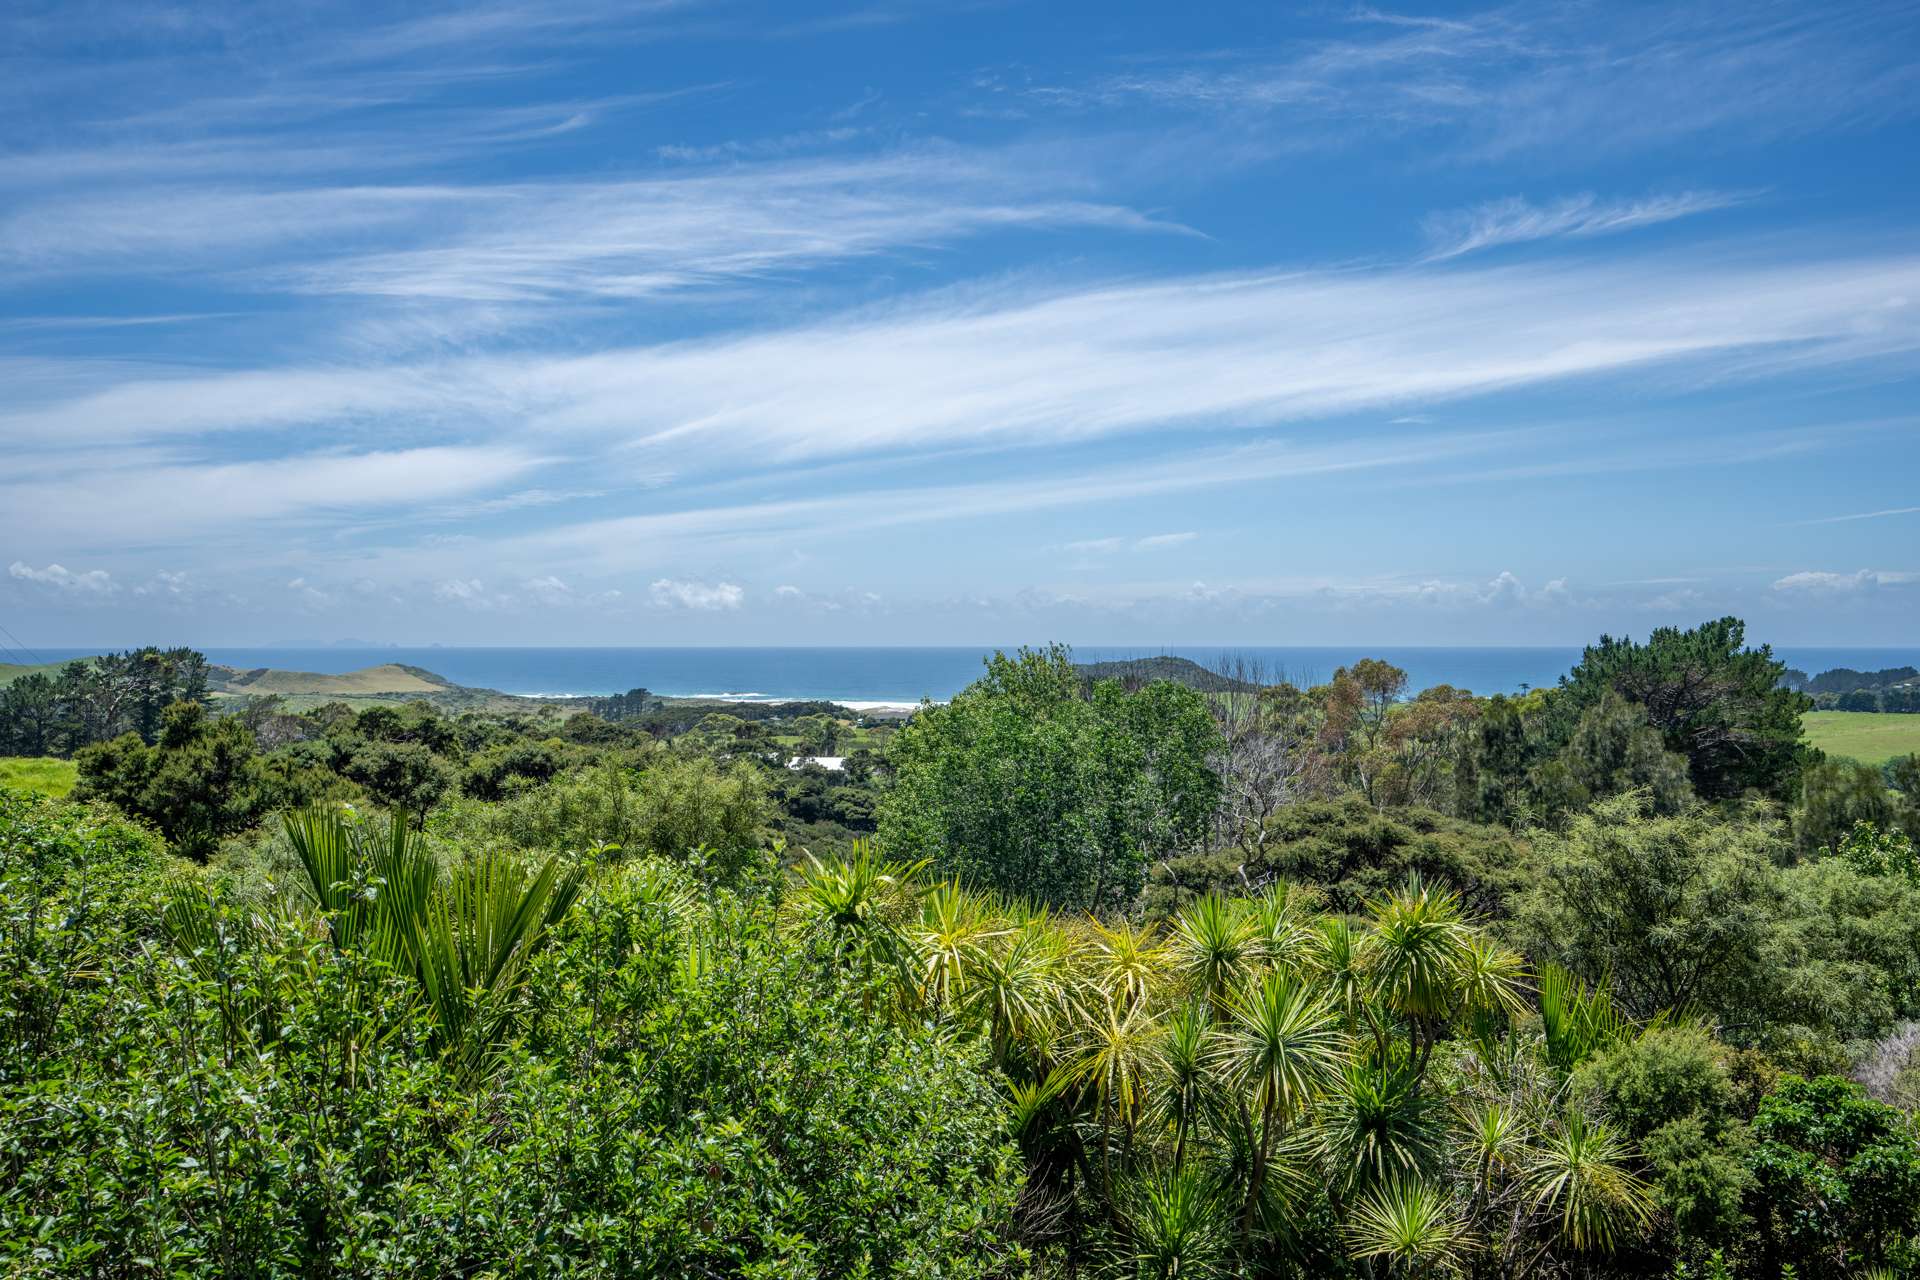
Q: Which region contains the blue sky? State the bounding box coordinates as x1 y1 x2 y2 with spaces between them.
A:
3 0 1918 648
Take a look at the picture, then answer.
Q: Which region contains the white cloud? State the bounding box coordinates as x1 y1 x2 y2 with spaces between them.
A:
1027 3 1920 160
8 560 115 594
1422 191 1749 260
649 578 744 610
1797 504 1920 525
504 433 1491 572
0 445 546 547
2 150 1181 306
16 242 1913 474
1071 532 1199 553
132 569 193 598
1771 569 1918 593
434 577 488 604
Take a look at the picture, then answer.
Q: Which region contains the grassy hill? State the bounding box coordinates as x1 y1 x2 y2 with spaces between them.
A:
1802 710 1920 765
0 659 74 688
209 662 455 697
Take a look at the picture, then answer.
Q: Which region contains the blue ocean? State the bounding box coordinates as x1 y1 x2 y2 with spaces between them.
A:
24 645 1920 703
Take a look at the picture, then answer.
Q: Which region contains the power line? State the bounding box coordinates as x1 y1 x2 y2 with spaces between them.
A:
0 617 47 667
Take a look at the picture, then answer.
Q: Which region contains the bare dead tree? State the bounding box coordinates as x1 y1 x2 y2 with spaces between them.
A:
1203 653 1327 860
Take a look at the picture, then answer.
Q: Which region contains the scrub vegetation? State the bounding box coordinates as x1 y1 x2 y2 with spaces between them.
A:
3 619 1917 1278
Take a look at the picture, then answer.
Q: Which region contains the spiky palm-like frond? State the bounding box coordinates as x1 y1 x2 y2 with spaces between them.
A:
1456 1100 1529 1189
1158 1001 1215 1170
1122 1165 1234 1280
968 916 1076 1069
1076 999 1165 1126
1249 879 1320 974
1317 1060 1444 1195
1085 916 1170 1014
1360 875 1475 1023
1453 935 1529 1021
271 805 583 1080
911 883 1006 1012
1343 1179 1471 1276
1309 915 1367 1029
1537 964 1630 1074
1213 972 1346 1126
1005 1064 1076 1144
791 840 927 967
1169 893 1256 1011
413 851 583 1078
1524 1111 1653 1253
1076 998 1167 1190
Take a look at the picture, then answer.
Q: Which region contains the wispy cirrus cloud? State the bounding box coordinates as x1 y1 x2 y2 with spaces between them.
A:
8 241 1919 468
1018 2 1920 160
1 445 548 549
1795 504 1920 524
1067 531 1198 553
1421 190 1752 260
1 149 1180 303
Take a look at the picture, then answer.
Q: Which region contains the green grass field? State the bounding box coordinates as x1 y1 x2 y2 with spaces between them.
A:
1803 711 1920 766
0 659 76 688
0 757 78 798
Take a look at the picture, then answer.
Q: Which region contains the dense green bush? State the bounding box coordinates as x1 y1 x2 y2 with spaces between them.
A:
72 701 267 858
1576 1026 1754 1255
880 646 1222 911
0 796 1019 1277
1744 1074 1920 1278
1517 794 1920 1047
1143 795 1529 921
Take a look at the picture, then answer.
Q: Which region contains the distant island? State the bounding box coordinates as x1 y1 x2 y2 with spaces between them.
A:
1073 654 1261 693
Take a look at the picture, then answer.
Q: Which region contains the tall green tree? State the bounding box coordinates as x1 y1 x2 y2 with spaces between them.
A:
1552 617 1812 801
879 646 1222 912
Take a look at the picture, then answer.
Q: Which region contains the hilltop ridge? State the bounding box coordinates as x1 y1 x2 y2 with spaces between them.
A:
1074 655 1262 693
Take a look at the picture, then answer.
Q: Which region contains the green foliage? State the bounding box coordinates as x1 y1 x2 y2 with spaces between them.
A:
1552 617 1812 801
1796 757 1908 857
1342 1178 1470 1275
1146 796 1529 921
73 700 267 858
1823 820 1918 884
880 645 1223 911
1576 1026 1753 1251
621 753 772 880
1523 798 1920 1048
340 738 456 824
459 738 567 800
1744 1075 1920 1278
1517 794 1786 1030
1524 1111 1654 1253
1121 1165 1234 1279
1557 689 1696 815
12 620 1917 1277
1539 964 1632 1074
0 646 209 756
0 796 1020 1277
1770 856 1920 1048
